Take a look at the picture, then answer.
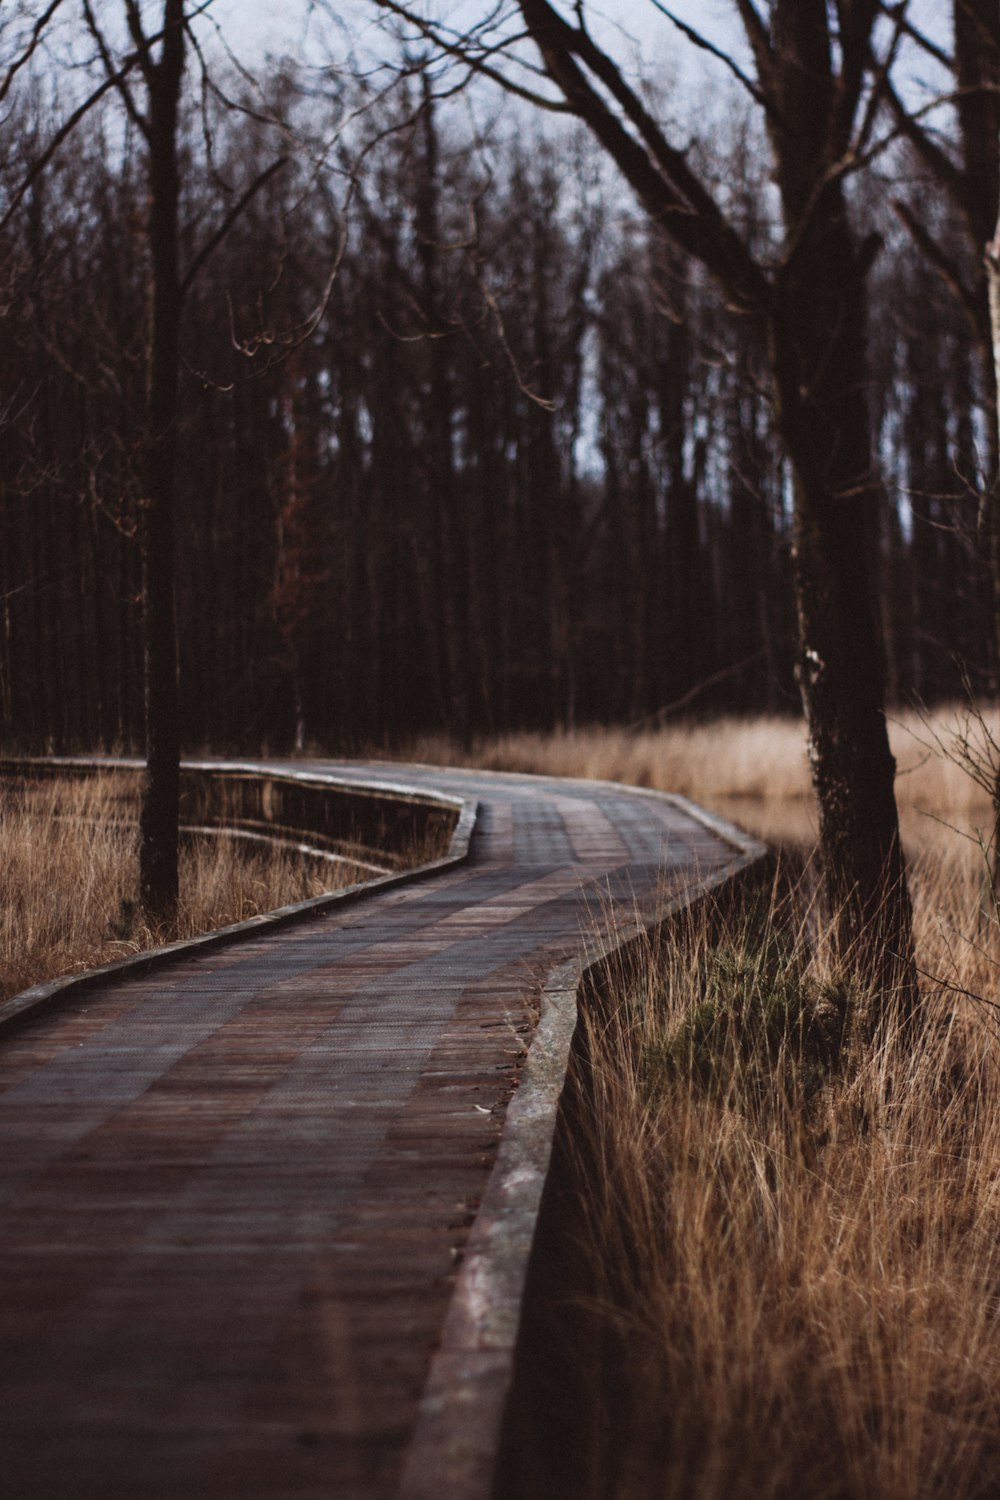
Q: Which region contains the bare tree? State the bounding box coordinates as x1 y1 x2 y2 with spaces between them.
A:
370 0 917 1014
14 3 997 1010
124 0 186 920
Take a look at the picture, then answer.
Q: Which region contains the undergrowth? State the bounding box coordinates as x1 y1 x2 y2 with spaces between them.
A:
639 894 854 1118
404 710 1000 1495
570 868 1000 1500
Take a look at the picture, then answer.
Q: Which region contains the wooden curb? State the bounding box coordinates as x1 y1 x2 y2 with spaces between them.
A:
398 797 768 1499
0 757 477 1038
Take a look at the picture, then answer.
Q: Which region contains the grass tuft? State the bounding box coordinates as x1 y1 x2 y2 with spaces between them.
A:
642 920 854 1115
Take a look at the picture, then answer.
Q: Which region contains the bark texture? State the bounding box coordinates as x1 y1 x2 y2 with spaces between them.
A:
764 2 913 1000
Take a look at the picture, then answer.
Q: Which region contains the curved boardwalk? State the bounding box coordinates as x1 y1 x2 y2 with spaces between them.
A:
0 762 761 1500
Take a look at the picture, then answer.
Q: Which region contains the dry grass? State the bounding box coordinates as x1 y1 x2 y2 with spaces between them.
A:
401 709 1000 1497
0 774 380 1003
570 865 1000 1499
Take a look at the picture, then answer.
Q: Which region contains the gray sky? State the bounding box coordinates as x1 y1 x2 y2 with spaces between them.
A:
208 2 750 80
205 0 949 118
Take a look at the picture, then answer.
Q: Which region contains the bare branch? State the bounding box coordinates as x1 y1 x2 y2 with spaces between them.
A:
514 0 769 313
371 2 573 114
0 0 218 228
82 0 149 138
220 89 439 369
879 1 952 69
182 12 293 135
881 71 966 209
648 2 773 118
892 196 982 331
181 156 288 295
854 0 907 158
0 0 66 108
123 0 153 85
732 0 773 81
0 60 141 232
473 268 556 411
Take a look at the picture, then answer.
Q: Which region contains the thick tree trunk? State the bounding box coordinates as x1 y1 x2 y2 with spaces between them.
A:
768 203 915 1013
754 2 915 1019
138 0 185 922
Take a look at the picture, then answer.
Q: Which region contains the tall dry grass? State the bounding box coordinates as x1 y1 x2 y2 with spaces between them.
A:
570 866 1000 1499
408 709 1000 1496
0 775 378 1003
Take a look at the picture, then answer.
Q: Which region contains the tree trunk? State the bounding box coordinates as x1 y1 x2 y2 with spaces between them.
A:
510 0 916 1016
767 188 914 1012
986 211 1000 896
138 0 185 922
416 90 469 746
771 290 915 1006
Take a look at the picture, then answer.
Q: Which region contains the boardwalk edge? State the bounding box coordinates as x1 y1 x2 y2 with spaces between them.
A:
398 800 769 1500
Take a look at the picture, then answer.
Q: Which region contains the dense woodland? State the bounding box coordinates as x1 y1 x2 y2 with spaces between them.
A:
0 24 994 753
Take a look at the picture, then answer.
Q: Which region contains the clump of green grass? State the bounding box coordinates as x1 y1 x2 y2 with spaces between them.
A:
640 897 854 1118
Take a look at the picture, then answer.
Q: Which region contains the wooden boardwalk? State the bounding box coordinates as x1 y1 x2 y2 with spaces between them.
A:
0 762 763 1500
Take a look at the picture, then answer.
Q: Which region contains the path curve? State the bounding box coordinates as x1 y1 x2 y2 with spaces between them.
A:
0 760 765 1500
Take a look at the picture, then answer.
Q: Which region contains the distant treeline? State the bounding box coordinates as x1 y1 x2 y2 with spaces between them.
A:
0 73 991 751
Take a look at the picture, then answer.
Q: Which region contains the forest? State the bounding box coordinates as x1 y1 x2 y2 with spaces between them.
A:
1 2 994 756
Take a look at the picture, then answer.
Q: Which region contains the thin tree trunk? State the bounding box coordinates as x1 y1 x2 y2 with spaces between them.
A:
138 0 185 921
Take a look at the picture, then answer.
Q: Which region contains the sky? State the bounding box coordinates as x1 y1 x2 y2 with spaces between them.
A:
208 1 753 83
206 1 946 68
33 1 949 162
203 0 950 123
